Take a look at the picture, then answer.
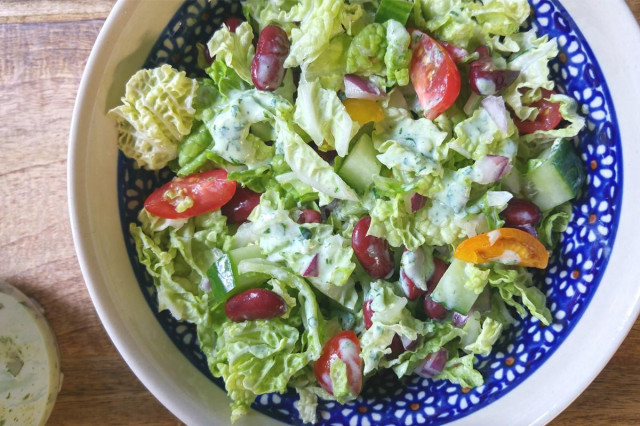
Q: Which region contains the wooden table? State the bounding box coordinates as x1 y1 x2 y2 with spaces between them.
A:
0 1 638 424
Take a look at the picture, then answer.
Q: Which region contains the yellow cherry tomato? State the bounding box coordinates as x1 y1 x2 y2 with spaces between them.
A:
342 98 384 124
454 228 549 269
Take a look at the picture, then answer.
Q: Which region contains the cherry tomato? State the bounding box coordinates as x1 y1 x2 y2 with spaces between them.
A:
454 228 549 269
144 170 236 219
352 216 394 279
225 288 287 322
221 186 261 224
409 29 461 120
513 89 563 134
314 331 362 396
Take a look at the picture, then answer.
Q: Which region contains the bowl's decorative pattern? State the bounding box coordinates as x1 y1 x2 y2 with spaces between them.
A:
117 0 622 424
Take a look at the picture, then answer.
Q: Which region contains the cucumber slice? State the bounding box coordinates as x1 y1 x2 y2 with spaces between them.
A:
430 259 481 315
337 134 381 194
525 139 585 211
374 0 413 25
207 245 267 303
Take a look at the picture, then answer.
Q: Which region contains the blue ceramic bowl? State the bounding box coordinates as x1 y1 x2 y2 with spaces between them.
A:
117 0 622 424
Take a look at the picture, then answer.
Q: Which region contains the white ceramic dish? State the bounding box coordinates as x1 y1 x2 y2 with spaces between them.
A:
68 1 640 424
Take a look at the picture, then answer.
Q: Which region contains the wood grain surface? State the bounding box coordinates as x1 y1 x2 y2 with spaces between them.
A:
0 1 638 425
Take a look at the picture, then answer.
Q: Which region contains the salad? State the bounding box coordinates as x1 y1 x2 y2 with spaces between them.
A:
109 0 586 423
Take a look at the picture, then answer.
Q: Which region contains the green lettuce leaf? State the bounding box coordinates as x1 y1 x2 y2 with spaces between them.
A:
345 20 412 86
294 78 360 156
360 280 431 374
276 119 359 201
304 34 351 91
411 0 530 50
519 94 586 143
448 105 517 160
536 201 572 249
501 30 559 121
462 316 503 356
130 208 228 322
206 22 255 84
243 0 313 31
367 195 472 249
487 265 552 325
435 353 484 388
206 260 325 422
204 89 294 167
237 191 358 309
286 0 363 68
108 64 198 170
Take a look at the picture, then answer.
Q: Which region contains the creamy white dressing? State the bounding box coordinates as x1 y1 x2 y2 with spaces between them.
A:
400 249 429 291
487 229 501 245
491 249 521 265
338 339 360 384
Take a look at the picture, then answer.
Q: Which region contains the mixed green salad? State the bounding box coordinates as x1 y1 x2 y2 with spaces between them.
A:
109 0 586 423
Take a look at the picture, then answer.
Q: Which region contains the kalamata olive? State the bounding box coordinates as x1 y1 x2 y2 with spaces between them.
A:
297 209 322 224
224 17 243 33
352 216 394 279
469 68 520 95
221 186 261 224
363 299 374 330
225 288 287 322
424 298 448 320
500 198 542 228
426 258 448 296
251 25 289 91
469 46 519 95
400 270 425 301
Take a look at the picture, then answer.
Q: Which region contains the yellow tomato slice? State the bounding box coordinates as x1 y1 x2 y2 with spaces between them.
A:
454 228 549 269
342 99 384 124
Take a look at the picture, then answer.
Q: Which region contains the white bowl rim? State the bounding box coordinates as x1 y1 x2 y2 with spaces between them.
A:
68 0 640 425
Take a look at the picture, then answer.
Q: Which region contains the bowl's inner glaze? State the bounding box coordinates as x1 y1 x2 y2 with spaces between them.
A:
117 0 622 424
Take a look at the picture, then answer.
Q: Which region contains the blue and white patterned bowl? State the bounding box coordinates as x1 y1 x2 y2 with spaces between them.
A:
69 0 640 425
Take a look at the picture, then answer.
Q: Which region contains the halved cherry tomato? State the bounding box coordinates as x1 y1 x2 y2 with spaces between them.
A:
454 228 549 269
342 98 384 124
144 169 236 219
314 331 362 397
513 89 563 134
408 29 461 120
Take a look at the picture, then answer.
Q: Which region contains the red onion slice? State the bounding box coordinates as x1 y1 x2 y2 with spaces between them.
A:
400 335 419 351
472 154 512 185
414 348 448 377
410 193 427 212
302 254 319 277
439 41 469 63
452 311 469 327
344 74 386 100
482 95 509 135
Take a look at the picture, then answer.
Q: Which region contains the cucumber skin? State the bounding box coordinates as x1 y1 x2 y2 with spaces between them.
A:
430 259 480 315
526 139 585 211
208 246 266 303
337 135 382 194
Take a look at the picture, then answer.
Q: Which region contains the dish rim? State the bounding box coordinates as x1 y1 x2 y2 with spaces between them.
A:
68 0 640 424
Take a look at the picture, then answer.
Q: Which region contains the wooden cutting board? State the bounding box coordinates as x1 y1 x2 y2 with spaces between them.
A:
0 1 638 424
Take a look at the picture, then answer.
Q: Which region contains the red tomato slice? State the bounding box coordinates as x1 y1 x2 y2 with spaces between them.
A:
513 89 563 134
439 41 469 63
314 331 362 397
409 29 461 120
144 169 236 219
